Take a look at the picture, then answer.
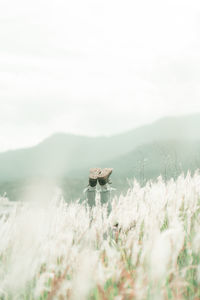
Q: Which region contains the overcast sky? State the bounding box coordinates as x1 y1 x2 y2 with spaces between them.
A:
1 0 200 151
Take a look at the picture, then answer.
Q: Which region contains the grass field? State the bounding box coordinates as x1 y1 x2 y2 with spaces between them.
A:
0 172 199 300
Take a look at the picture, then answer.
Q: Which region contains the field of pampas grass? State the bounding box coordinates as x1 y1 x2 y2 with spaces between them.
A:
0 172 200 300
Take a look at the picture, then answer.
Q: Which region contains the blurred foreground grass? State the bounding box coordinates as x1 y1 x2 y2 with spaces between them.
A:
0 172 199 300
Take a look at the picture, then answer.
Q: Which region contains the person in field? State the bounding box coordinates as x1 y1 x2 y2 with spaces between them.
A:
85 168 120 238
84 167 114 213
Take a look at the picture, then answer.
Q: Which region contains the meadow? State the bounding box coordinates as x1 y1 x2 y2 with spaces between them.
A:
0 171 199 300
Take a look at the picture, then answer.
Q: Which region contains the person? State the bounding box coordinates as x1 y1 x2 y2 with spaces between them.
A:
84 167 120 241
84 167 114 214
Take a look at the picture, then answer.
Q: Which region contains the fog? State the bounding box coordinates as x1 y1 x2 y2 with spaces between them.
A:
0 0 200 150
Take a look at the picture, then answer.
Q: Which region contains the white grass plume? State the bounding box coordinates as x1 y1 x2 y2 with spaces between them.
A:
0 172 199 299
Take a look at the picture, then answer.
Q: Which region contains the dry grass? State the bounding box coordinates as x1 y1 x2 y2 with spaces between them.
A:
0 171 199 300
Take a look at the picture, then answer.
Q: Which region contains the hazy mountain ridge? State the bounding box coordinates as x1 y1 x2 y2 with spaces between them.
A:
0 114 200 200
0 114 200 180
101 138 200 180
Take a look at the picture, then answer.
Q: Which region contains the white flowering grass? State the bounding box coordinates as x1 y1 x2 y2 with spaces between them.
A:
0 172 200 300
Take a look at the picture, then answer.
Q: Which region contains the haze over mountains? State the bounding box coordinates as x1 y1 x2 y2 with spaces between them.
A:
1 113 200 201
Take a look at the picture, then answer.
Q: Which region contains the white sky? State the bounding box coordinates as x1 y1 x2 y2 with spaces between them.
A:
1 0 200 151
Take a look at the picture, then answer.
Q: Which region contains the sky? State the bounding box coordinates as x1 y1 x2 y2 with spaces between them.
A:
1 0 200 151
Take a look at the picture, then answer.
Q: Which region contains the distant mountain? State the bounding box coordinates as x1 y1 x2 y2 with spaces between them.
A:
0 114 200 201
100 139 200 181
0 114 200 182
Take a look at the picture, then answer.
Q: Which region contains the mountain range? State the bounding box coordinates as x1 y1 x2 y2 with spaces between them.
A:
0 113 200 201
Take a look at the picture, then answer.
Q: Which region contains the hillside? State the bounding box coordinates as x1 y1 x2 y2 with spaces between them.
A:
0 114 200 200
101 139 200 180
0 114 199 182
67 138 200 201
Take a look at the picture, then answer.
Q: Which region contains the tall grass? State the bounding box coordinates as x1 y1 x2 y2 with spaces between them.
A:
0 171 199 299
